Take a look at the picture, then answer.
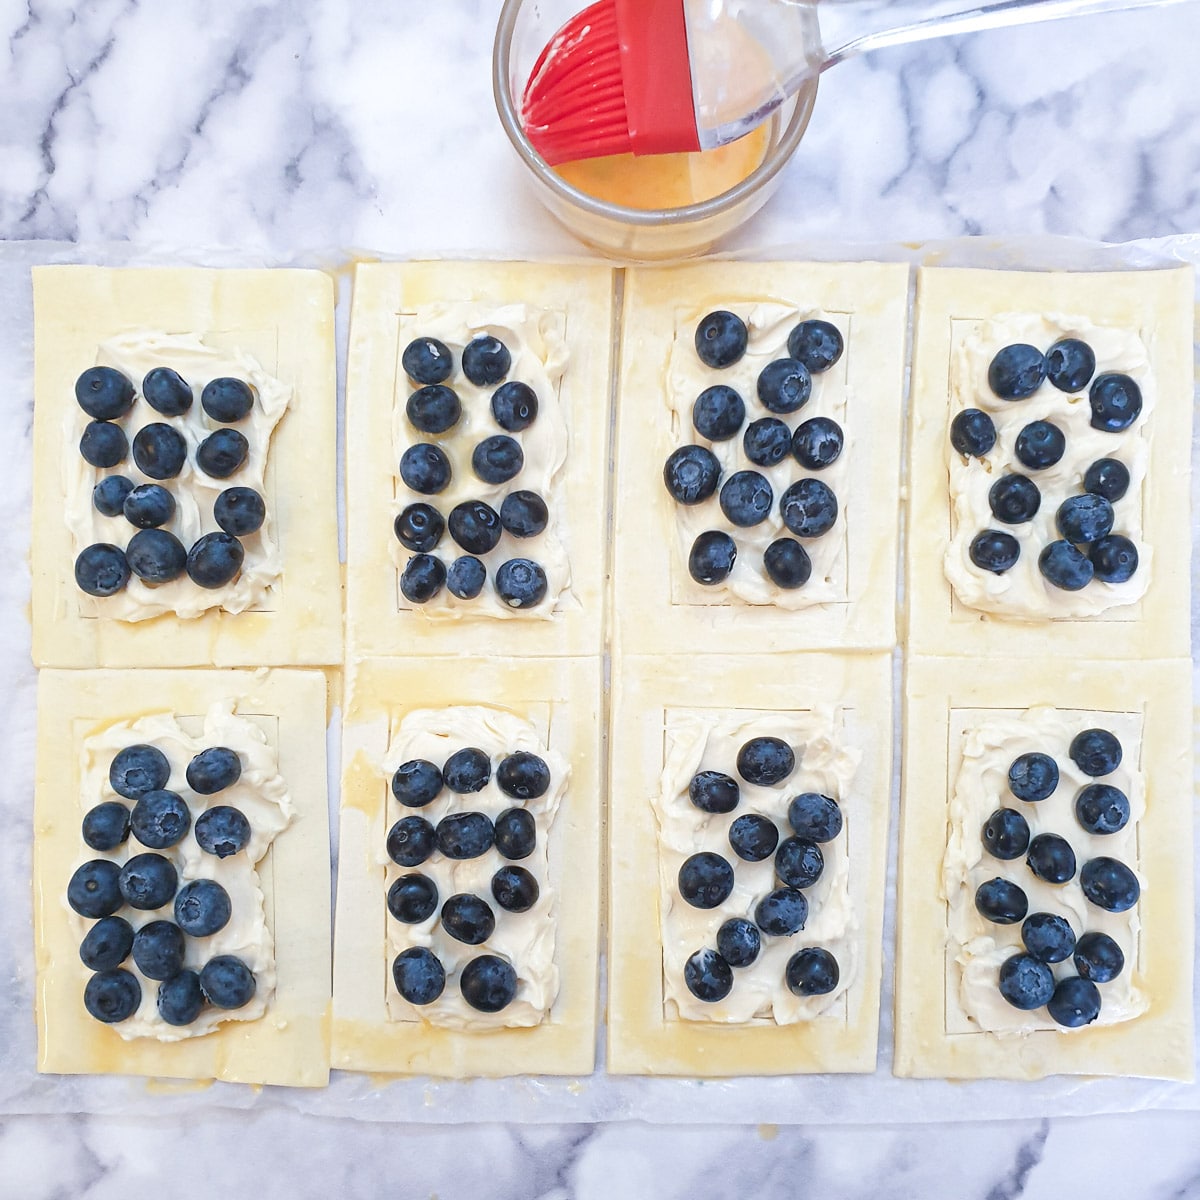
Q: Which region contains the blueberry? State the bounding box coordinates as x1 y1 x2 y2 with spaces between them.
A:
110 745 170 799
1014 421 1065 471
392 503 445 554
787 320 843 373
692 385 746 440
80 420 128 468
79 915 134 972
84 969 142 1023
392 947 446 1005
82 801 131 851
194 806 251 858
950 409 997 458
1048 976 1102 1027
132 423 187 479
988 474 1041 524
663 445 721 506
1074 783 1130 835
495 558 547 608
500 490 549 538
490 381 538 431
118 853 178 910
1021 912 1076 964
742 418 792 469
677 851 735 909
76 367 134 420
1056 494 1114 544
132 920 186 980
754 887 808 936
400 444 452 494
775 837 823 888
981 808 1031 860
196 428 249 478
1074 931 1124 982
756 357 812 414
157 970 205 1026
142 367 193 416
1026 833 1076 885
199 955 256 1009
716 918 761 968
1045 338 1095 392
130 789 191 849
186 746 242 795
492 865 540 913
688 770 740 814
1039 541 1094 591
988 344 1046 399
387 873 439 923
386 815 436 867
1083 458 1130 502
75 543 130 596
974 877 1028 924
997 952 1055 1010
763 538 812 589
174 879 232 937
1089 373 1142 432
186 532 244 588
126 529 188 584
688 531 737 585
683 948 733 1002
968 530 1020 574
436 812 495 859
462 335 511 386
780 478 837 538
214 487 266 537
391 759 443 807
68 860 123 919
201 377 255 422
447 556 487 599
1008 752 1059 802
401 553 447 603
1090 535 1138 584
787 793 843 842
459 954 517 1012
406 384 461 434
472 435 524 484
494 808 536 860
719 470 773 527
737 736 794 786
1080 857 1140 912
497 751 550 800
791 417 844 470
1069 729 1122 777
786 947 840 996
123 483 175 529
448 500 502 555
402 336 453 386
694 310 748 368
441 893 496 943
728 814 778 862
93 475 135 517
444 747 491 793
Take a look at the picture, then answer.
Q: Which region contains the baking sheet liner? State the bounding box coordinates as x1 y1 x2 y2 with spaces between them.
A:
2 235 1196 1123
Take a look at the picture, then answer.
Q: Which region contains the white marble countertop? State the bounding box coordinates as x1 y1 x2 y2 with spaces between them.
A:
4 0 1200 1193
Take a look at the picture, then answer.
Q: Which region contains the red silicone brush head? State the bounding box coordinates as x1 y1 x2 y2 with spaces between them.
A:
521 0 699 167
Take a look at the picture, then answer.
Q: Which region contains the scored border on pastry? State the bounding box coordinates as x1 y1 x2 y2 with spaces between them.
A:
895 655 1193 1082
612 261 908 656
906 265 1193 659
331 656 601 1077
344 261 613 660
30 266 341 668
33 668 332 1087
608 652 891 1075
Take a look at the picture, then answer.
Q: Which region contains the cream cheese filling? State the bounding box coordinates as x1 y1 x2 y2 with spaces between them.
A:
382 707 566 1030
655 710 859 1024
945 314 1153 620
69 702 294 1041
942 706 1146 1035
66 331 290 621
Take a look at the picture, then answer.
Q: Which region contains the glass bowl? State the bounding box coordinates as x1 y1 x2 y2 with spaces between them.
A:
492 0 819 262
